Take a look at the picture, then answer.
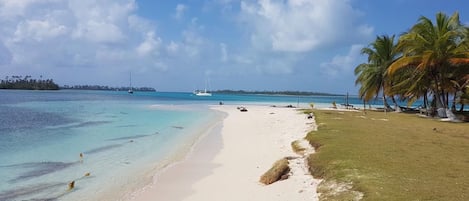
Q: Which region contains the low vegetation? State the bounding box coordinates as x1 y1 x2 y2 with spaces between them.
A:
306 109 469 200
259 158 290 185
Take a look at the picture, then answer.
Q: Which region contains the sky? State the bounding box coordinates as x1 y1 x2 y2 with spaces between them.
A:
0 0 468 94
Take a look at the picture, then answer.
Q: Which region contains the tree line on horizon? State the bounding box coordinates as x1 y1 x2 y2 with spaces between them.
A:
0 75 59 90
355 12 469 118
61 85 156 92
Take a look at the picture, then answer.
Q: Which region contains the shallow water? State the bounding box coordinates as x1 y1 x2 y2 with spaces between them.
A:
0 90 222 200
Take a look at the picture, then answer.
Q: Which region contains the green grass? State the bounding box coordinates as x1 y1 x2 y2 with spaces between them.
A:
306 109 469 201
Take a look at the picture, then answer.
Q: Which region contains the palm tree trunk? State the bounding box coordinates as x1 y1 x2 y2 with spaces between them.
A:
423 92 429 116
382 93 390 109
423 90 428 109
451 92 457 112
390 95 401 112
431 72 448 117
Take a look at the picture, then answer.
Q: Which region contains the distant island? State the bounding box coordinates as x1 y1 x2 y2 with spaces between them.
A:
0 76 59 90
61 85 156 92
0 75 156 92
213 90 343 96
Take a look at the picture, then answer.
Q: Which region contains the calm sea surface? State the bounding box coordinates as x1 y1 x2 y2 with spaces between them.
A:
0 89 382 200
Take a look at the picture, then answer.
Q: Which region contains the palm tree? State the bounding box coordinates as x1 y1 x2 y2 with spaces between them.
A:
388 12 469 117
355 35 399 109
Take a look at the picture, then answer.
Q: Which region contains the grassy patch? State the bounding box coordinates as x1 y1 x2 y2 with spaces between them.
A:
260 158 290 185
306 110 469 201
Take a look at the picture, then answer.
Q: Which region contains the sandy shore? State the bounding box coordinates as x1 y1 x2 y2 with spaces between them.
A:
128 105 320 201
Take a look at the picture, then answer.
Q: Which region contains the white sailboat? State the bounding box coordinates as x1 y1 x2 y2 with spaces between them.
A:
128 72 133 94
194 88 212 96
194 78 212 96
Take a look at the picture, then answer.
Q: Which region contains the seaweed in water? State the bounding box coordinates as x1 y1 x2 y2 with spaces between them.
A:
0 182 65 200
6 162 77 183
83 144 123 155
115 124 138 128
66 120 112 129
107 134 150 141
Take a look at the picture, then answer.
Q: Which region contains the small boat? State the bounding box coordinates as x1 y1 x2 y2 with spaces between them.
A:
194 78 212 96
128 72 133 94
194 89 211 96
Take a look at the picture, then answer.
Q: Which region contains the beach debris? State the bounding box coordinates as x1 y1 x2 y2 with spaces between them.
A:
238 107 248 112
172 126 184 129
259 158 290 185
68 181 75 190
84 172 91 177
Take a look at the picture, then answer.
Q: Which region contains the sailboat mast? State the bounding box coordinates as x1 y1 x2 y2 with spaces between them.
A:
128 72 134 94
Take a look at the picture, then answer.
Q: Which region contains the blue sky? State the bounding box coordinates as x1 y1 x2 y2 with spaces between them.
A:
0 0 467 94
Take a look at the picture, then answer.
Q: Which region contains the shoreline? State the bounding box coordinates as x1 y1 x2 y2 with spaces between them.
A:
63 106 227 201
129 105 320 201
121 110 226 201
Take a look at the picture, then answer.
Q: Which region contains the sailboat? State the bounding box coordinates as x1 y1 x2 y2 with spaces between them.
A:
194 88 211 96
194 78 212 96
128 72 133 94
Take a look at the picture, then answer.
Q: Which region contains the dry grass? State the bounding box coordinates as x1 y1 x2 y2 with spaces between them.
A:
306 109 469 201
259 158 290 185
291 140 307 154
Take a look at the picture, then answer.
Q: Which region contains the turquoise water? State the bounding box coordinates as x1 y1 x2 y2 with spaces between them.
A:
0 89 411 200
0 90 223 200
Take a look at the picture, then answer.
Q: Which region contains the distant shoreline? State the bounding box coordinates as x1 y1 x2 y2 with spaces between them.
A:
60 85 156 92
212 89 344 96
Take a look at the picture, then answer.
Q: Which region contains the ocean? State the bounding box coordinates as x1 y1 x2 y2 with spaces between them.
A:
0 90 384 201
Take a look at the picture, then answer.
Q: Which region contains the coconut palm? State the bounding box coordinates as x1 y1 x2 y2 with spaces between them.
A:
388 12 469 117
355 35 399 109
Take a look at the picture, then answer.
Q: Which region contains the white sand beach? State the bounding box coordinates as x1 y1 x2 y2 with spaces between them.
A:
128 105 320 201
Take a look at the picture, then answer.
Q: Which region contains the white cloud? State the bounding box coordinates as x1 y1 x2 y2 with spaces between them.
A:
72 21 126 43
220 43 228 62
180 28 205 58
0 41 12 65
0 0 63 19
166 41 180 54
173 4 188 20
68 0 136 43
128 15 154 33
13 19 68 42
320 44 364 77
239 0 373 52
0 0 169 76
136 31 162 56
